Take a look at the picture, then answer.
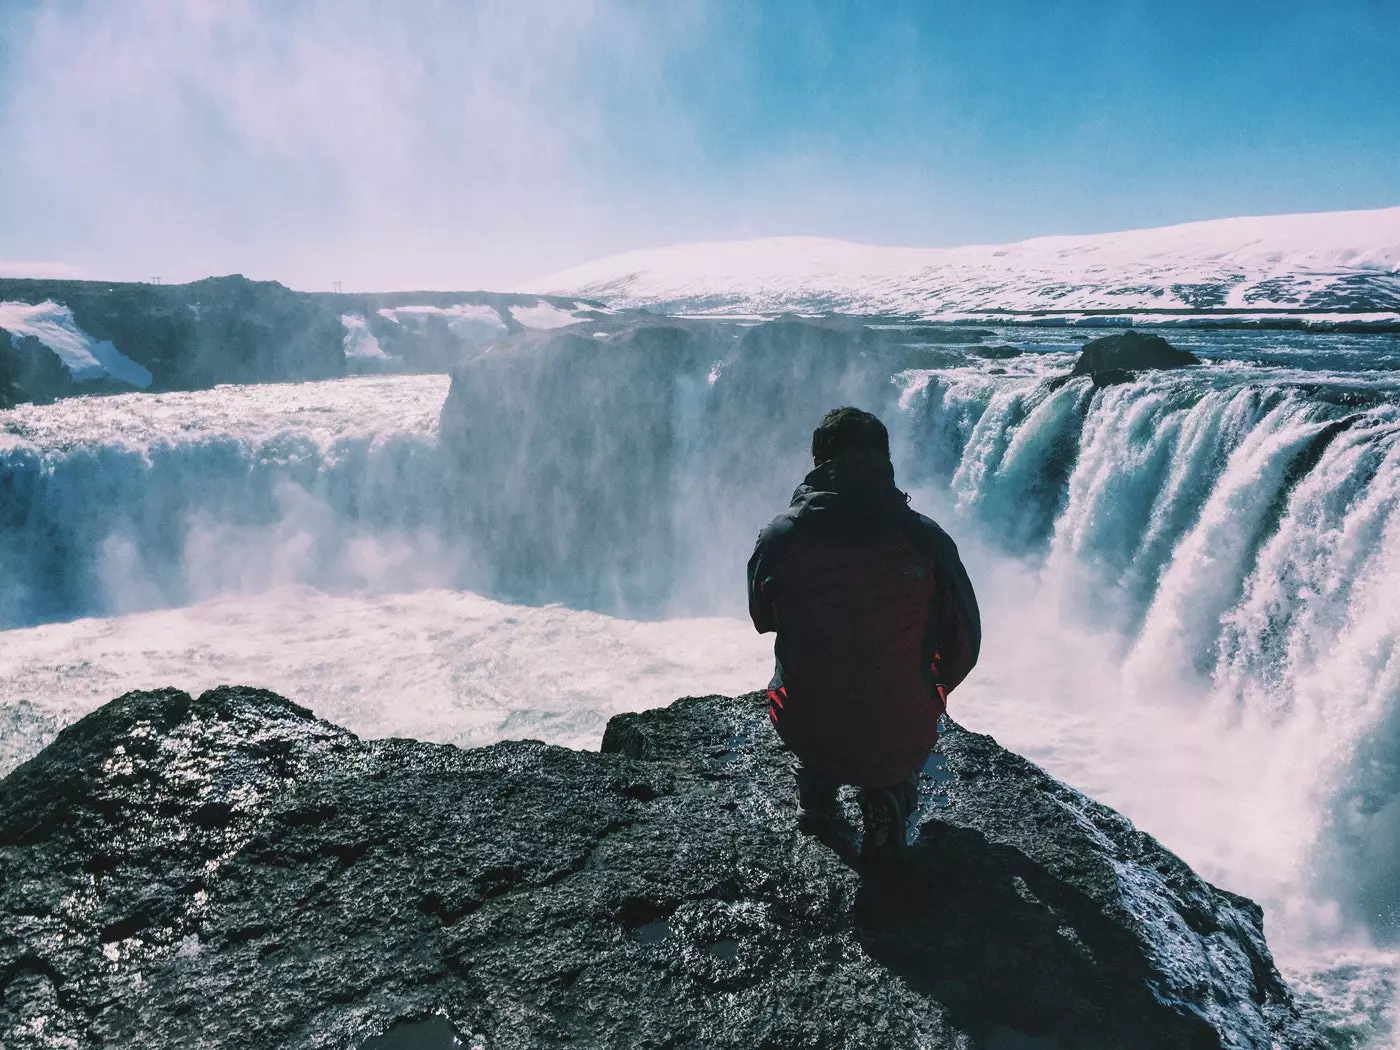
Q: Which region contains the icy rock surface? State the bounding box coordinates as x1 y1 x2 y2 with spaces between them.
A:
0 686 1322 1049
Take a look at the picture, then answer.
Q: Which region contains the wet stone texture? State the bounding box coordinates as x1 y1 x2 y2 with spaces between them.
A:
1 686 1323 1049
1068 330 1203 384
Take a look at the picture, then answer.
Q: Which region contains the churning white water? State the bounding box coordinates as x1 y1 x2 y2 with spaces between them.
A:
2 330 1399 1044
0 586 772 766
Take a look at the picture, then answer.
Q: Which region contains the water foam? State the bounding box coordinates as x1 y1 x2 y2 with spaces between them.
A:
895 349 1400 1044
0 586 772 777
0 376 453 626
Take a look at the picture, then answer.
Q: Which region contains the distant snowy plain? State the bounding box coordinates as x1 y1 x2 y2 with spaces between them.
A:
526 205 1400 320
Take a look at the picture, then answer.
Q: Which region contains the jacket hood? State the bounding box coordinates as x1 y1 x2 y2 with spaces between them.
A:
789 449 910 539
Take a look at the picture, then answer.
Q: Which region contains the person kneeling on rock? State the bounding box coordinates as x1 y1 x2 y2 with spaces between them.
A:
747 407 981 862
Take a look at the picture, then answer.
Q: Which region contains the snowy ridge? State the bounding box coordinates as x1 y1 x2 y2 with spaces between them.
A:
339 313 389 360
525 205 1400 318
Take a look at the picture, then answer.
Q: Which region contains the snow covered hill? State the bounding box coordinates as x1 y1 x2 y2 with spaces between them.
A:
524 206 1400 321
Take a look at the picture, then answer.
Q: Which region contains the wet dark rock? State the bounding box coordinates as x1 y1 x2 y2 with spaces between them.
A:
0 328 147 405
0 339 17 408
968 344 1023 360
1 686 1322 1049
1168 282 1233 309
1070 329 1202 377
0 331 97 405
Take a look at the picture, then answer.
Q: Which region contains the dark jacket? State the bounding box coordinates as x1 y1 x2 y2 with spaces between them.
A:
747 450 980 787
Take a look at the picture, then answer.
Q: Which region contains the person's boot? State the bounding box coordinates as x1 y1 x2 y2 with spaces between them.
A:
858 776 917 862
795 766 841 831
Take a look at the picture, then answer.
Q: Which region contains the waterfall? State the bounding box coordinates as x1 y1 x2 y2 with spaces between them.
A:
0 376 455 627
3 324 1400 1039
892 361 1400 963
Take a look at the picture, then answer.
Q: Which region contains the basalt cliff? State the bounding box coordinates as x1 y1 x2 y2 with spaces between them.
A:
0 276 599 404
0 686 1323 1049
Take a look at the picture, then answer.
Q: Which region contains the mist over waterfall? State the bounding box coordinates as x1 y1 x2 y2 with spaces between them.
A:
3 318 1399 1039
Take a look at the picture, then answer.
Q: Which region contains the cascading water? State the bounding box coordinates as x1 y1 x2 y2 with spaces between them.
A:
1 322 1398 1043
0 376 459 627
890 341 1400 1044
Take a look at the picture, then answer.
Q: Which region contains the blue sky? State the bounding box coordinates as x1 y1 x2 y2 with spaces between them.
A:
0 0 1396 289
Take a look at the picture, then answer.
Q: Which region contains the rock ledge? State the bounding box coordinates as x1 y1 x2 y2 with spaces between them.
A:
1 687 1322 1049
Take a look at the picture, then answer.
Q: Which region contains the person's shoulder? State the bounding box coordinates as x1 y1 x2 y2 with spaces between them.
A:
904 507 962 558
755 510 799 548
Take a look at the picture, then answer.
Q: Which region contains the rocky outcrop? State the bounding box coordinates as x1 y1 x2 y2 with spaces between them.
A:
0 331 94 403
968 344 1022 360
1 686 1322 1049
0 278 603 403
1070 330 1202 380
0 343 18 408
0 276 345 397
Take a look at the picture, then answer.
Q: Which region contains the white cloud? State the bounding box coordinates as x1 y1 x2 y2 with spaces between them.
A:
0 0 707 290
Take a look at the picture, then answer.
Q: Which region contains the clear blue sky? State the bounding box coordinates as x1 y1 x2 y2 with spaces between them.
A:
1 0 1396 289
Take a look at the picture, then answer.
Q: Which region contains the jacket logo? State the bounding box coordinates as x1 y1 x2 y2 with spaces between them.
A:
901 563 927 580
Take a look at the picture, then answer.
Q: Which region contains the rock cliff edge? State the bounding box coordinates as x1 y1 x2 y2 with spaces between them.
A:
0 687 1322 1049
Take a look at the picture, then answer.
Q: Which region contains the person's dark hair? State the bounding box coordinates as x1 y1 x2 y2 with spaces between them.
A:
811 407 890 465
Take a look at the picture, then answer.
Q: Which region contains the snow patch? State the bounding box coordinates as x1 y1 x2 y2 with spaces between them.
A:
339 313 389 360
0 300 152 387
377 304 507 342
510 301 586 329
